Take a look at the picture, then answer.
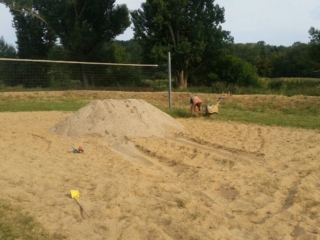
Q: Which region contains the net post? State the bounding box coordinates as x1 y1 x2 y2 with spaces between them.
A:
168 52 172 109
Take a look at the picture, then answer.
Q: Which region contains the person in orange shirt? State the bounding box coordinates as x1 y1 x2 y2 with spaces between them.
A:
190 96 202 116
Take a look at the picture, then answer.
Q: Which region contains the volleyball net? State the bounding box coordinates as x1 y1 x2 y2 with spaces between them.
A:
0 58 164 91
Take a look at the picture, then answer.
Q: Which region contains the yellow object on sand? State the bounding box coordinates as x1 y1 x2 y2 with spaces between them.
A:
70 190 90 218
70 190 80 198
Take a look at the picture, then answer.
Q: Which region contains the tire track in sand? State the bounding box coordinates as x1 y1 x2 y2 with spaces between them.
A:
109 141 176 176
168 137 264 166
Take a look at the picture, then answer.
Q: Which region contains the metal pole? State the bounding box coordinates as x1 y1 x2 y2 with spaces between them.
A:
168 52 172 109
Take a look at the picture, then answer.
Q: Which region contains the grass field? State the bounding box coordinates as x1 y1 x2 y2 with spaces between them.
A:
0 91 319 130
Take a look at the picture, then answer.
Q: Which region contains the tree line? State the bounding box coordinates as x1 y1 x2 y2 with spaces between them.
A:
0 0 320 89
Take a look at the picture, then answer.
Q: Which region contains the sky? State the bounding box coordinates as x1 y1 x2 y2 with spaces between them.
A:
0 0 319 48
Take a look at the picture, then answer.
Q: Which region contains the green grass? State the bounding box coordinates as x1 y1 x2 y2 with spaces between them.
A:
175 78 320 96
0 201 57 240
157 105 191 118
1 77 320 96
0 99 88 112
218 108 320 130
159 101 320 130
1 96 318 130
0 93 319 129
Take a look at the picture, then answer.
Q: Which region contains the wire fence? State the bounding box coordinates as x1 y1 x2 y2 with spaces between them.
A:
0 58 166 91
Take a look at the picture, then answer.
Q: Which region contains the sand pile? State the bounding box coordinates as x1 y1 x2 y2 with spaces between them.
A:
50 99 184 139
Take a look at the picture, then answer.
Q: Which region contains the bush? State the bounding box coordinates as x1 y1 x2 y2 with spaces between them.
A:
213 55 261 87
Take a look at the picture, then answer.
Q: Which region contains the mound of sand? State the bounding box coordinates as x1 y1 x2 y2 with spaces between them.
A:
50 99 184 139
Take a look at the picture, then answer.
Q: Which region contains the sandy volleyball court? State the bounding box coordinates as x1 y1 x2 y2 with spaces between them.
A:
0 93 320 239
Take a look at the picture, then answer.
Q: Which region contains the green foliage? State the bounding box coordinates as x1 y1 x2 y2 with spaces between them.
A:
210 81 228 93
229 41 318 79
116 40 143 64
267 79 283 89
0 36 17 58
131 0 232 88
0 37 17 86
47 46 74 88
156 105 190 118
141 78 168 91
105 43 130 63
264 78 320 96
309 27 320 67
14 62 51 88
11 10 56 59
174 78 320 96
2 0 320 90
274 42 316 77
46 40 156 89
214 55 260 87
35 0 130 60
4 1 56 88
48 64 74 89
227 41 273 77
4 0 131 88
1 60 51 88
85 42 139 87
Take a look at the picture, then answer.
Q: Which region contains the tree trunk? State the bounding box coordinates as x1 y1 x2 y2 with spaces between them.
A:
175 69 188 88
81 64 89 88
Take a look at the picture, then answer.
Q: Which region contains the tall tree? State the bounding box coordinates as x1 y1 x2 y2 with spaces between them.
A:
8 12 57 88
116 40 143 64
229 41 273 77
34 0 130 87
0 0 47 23
1 0 131 88
131 0 232 88
309 27 320 71
11 11 56 59
0 36 17 86
283 42 314 77
0 36 16 58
